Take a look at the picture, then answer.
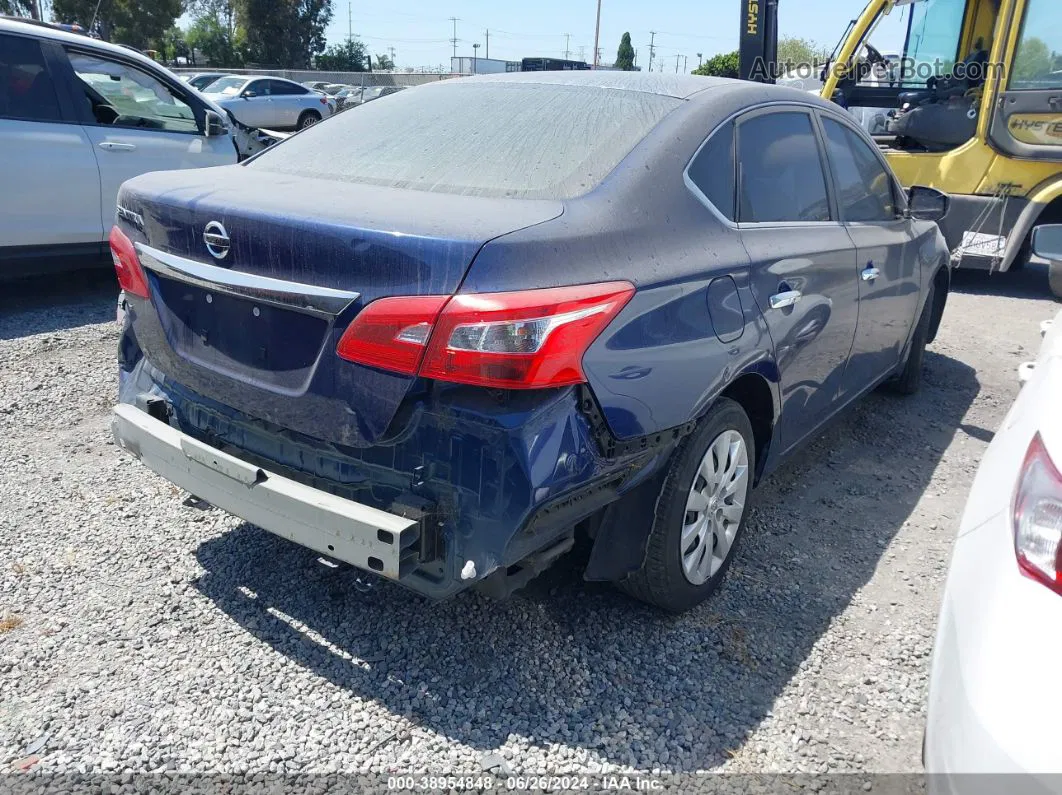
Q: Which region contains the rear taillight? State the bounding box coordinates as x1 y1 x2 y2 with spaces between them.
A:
109 225 149 299
1014 433 1062 595
335 295 449 374
335 282 634 389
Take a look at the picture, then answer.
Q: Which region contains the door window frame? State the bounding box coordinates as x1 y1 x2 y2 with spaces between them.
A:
58 44 209 135
732 104 840 229
813 108 908 225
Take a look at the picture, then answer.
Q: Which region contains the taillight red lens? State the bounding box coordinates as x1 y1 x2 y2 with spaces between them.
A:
334 282 635 388
1014 433 1062 595
335 295 449 374
420 282 635 388
109 225 149 299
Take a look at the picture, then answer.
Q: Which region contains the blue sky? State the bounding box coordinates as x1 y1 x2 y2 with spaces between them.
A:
325 0 907 72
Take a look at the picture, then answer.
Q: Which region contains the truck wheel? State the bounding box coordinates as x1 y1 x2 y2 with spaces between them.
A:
297 110 321 130
617 397 754 613
1050 258 1062 301
888 283 935 396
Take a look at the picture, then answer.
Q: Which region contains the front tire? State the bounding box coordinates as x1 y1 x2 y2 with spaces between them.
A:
888 283 935 396
297 110 321 130
618 398 755 613
1050 258 1062 301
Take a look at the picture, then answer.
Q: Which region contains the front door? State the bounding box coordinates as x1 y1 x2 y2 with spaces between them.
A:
988 0 1062 161
59 48 236 237
818 114 920 394
736 109 861 450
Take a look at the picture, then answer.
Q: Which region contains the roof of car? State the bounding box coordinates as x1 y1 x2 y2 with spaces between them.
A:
0 16 165 72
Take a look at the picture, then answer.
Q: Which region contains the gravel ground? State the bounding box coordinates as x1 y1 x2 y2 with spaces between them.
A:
0 265 1058 782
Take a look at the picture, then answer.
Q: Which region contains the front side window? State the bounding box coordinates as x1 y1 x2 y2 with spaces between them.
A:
822 118 896 222
737 111 831 223
1010 0 1062 89
67 51 198 133
900 0 968 85
687 121 736 221
205 76 247 95
0 33 62 122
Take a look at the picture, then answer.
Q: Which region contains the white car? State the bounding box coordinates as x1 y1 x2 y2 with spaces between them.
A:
203 75 334 130
925 226 1062 786
0 18 242 278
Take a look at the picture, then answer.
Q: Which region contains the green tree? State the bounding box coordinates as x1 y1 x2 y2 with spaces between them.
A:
777 35 829 70
1012 37 1055 86
693 50 739 78
52 0 182 49
241 0 333 68
158 26 190 65
373 51 394 70
615 31 635 71
316 39 368 71
186 14 244 67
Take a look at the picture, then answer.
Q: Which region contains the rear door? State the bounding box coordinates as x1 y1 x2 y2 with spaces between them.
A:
268 79 311 127
0 32 101 250
988 0 1062 159
57 47 236 238
819 113 920 394
736 108 861 450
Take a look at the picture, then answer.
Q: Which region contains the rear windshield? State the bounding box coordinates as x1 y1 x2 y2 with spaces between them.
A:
247 81 682 199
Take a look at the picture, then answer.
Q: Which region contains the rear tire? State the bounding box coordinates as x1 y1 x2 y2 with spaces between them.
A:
297 110 321 130
617 398 755 613
888 283 935 396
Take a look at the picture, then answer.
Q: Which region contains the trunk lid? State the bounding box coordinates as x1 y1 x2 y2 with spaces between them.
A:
118 166 563 447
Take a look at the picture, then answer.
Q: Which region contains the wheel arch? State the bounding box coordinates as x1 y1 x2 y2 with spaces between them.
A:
999 177 1062 272
582 369 778 583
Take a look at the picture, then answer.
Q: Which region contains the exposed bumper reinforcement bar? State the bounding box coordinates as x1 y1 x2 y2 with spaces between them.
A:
111 403 421 579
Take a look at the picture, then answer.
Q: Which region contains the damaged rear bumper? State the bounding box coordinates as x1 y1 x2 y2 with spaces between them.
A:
112 403 423 580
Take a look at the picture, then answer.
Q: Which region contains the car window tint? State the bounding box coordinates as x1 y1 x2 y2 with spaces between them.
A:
822 118 896 222
0 34 62 122
249 81 682 200
687 121 736 221
737 111 830 223
67 51 198 134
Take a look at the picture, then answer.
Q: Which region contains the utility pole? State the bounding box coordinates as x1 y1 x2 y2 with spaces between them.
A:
564 33 571 60
697 52 703 68
472 42 480 74
347 1 352 41
647 31 656 74
389 45 396 67
592 0 602 69
675 53 680 73
484 29 489 59
683 55 687 73
449 17 460 60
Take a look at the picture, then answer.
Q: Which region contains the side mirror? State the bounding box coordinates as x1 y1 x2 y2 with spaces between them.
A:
1031 225 1062 262
907 185 949 222
241 89 256 98
203 110 228 137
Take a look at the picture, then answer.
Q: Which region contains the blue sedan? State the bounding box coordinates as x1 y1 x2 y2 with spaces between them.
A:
109 72 950 612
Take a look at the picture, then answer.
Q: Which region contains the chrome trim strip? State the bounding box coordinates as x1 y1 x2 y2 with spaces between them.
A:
135 243 360 317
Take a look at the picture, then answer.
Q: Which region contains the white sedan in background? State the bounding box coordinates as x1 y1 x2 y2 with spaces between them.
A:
204 75 334 130
925 226 1062 789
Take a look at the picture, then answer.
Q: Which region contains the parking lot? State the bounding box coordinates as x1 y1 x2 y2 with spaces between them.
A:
0 264 1057 779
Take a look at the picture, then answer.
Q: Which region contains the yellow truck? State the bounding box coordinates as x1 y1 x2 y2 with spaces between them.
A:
741 0 1062 297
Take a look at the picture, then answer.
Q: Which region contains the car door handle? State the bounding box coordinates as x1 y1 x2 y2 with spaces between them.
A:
769 290 802 309
98 142 136 151
861 266 880 281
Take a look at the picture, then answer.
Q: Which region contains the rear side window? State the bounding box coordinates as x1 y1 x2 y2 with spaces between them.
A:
248 81 682 199
269 80 306 96
737 111 830 223
822 117 896 222
688 121 736 221
0 33 62 122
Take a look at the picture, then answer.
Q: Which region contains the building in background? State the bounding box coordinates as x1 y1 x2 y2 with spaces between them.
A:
450 57 520 75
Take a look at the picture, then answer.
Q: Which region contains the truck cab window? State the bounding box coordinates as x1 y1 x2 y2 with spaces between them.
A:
1010 0 1062 90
